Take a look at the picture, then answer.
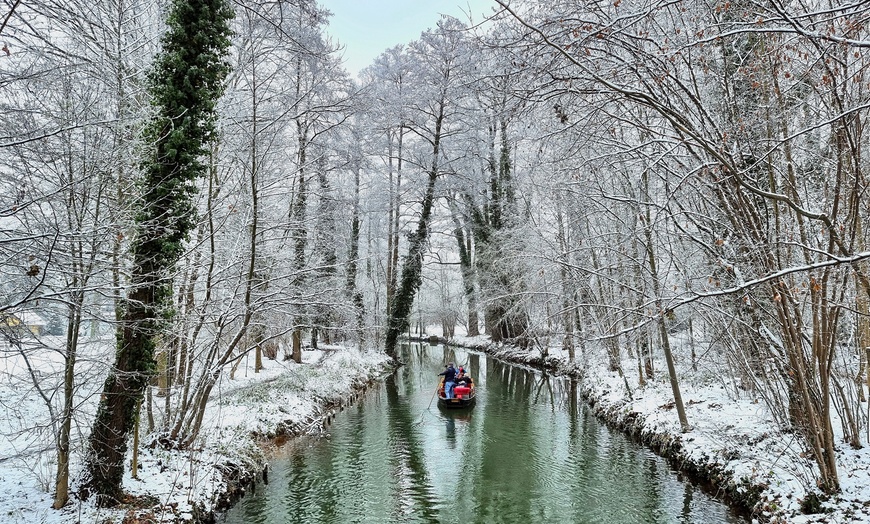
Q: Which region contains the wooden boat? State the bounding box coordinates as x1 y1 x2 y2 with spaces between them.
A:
437 378 476 409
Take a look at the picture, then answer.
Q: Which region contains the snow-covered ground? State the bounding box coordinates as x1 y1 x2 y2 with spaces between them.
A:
4 327 870 523
452 333 870 524
0 335 389 524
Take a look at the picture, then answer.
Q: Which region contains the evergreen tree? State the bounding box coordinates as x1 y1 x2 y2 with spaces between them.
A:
83 0 233 504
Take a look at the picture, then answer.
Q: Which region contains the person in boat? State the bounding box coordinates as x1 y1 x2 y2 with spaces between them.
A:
456 368 473 387
439 362 457 398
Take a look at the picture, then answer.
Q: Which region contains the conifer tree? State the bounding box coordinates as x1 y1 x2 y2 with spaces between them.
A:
83 0 233 504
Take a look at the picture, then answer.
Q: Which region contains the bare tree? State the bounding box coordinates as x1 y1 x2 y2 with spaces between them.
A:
384 17 471 357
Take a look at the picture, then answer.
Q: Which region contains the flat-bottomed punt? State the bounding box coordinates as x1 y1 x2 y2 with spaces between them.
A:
437 380 476 409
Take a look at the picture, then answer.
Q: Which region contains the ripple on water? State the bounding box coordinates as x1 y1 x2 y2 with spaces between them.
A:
222 347 746 524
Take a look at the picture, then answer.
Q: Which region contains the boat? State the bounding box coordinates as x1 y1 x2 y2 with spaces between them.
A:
436 378 476 409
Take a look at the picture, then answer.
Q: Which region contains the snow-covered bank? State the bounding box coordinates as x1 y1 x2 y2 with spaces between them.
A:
450 334 870 524
0 345 390 524
8 330 868 524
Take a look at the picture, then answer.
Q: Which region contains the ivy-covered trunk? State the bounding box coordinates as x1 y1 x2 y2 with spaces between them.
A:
83 0 232 504
385 99 445 358
85 280 158 502
470 114 528 346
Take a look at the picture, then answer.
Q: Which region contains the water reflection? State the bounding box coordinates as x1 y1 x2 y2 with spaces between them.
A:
221 344 746 524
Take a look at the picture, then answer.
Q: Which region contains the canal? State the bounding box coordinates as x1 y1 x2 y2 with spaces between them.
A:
221 343 746 524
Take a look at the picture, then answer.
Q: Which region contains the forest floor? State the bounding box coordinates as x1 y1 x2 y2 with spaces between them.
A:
450 333 870 524
0 337 390 524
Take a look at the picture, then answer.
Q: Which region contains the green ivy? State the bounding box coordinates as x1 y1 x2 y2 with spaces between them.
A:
84 0 233 504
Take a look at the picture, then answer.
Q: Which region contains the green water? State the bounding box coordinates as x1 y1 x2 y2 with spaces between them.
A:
221 344 746 524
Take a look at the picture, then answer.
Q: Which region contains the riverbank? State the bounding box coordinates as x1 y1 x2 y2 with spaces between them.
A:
6 334 866 523
0 345 390 524
450 334 870 524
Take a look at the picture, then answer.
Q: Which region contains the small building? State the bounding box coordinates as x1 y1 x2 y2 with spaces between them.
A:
1 311 47 336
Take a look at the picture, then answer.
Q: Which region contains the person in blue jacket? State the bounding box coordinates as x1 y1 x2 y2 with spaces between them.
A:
439 362 457 398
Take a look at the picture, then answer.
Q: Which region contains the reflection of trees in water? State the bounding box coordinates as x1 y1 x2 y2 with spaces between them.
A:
243 441 341 523
480 356 668 523
383 373 440 522
490 358 579 412
442 409 473 449
475 358 537 520
228 345 743 524
681 480 695 524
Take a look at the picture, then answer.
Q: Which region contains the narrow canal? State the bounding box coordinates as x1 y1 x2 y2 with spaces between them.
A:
221 344 746 524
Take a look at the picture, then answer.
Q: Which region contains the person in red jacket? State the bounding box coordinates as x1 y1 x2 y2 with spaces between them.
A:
456 368 473 387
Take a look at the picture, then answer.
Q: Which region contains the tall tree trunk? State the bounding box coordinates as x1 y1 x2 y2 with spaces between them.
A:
84 0 232 500
250 55 262 373
386 126 404 314
86 280 159 503
53 291 82 509
641 171 689 432
291 120 308 362
347 149 365 336
555 197 575 361
450 197 479 337
385 101 445 357
859 215 870 404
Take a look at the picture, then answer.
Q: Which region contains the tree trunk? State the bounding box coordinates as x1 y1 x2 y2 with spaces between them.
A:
857 219 870 404
84 0 233 497
555 199 575 361
292 328 302 364
449 197 479 337
642 171 689 432
85 283 158 504
385 100 445 357
347 147 365 336
52 296 82 509
386 126 404 314
131 399 140 480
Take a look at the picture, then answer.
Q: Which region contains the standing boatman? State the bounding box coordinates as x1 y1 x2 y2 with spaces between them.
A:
439 362 458 398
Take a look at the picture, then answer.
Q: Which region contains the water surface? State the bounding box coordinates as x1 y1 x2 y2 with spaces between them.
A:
221 344 746 524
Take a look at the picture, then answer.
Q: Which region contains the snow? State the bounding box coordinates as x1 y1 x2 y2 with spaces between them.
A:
4 326 870 523
451 333 870 524
0 336 389 524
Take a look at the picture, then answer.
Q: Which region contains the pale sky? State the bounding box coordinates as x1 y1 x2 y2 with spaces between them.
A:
320 0 496 76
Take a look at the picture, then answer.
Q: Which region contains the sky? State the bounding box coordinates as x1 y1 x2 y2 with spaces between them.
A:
320 0 496 76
